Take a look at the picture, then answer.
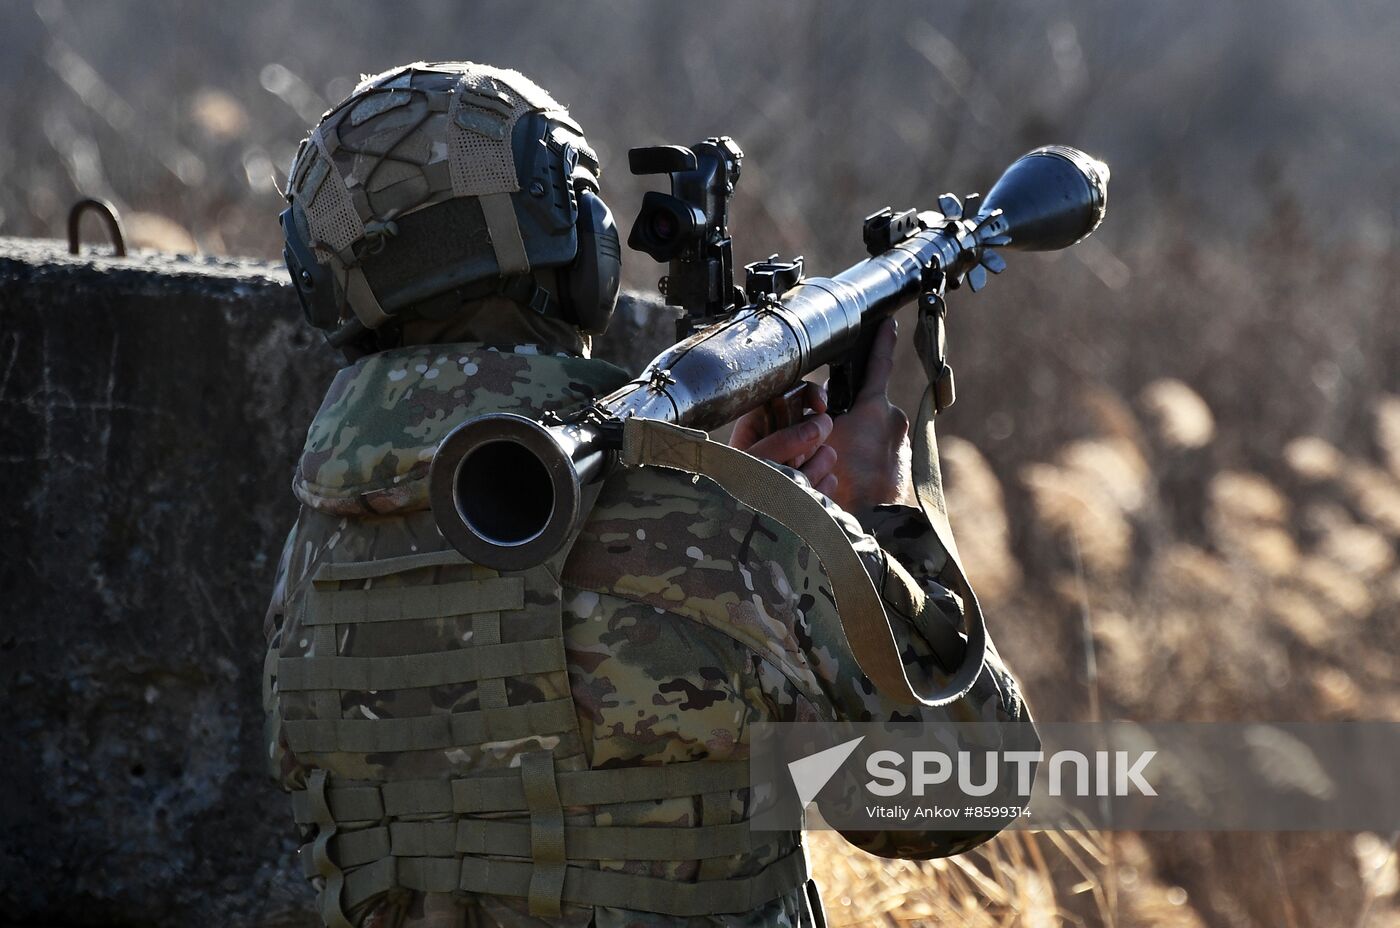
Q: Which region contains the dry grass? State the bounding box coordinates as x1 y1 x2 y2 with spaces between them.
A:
5 3 1399 925
799 379 1400 927
809 827 1400 927
806 828 1233 927
808 830 1092 927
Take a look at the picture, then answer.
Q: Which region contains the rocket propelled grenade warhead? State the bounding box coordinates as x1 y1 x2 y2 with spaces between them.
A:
978 145 1109 252
429 145 1110 570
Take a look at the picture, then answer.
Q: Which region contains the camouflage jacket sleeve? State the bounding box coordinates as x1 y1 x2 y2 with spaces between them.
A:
770 466 1036 859
769 465 1029 719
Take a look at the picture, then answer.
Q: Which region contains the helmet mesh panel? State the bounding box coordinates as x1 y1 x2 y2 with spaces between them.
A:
302 138 364 256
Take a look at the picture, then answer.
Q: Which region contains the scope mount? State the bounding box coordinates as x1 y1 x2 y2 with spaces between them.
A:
743 254 804 303
862 207 921 256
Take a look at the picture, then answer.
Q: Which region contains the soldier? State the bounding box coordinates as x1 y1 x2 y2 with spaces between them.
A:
265 61 1032 928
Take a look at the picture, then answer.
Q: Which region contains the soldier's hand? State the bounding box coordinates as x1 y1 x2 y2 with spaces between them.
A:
729 381 840 497
825 317 911 511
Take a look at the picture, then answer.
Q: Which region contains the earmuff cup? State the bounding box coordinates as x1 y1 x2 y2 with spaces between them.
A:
281 103 622 353
565 188 622 336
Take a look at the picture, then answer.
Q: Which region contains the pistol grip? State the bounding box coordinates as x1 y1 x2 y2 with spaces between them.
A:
827 324 879 415
828 361 858 416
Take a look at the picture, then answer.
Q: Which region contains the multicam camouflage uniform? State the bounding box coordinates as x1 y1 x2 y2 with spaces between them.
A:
264 341 1031 927
264 58 1031 928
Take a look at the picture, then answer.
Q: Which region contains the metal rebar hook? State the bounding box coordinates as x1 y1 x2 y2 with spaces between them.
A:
67 198 127 257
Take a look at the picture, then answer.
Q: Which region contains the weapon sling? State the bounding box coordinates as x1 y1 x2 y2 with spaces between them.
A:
620 335 986 708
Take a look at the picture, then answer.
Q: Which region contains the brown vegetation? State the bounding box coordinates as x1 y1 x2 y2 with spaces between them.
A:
824 377 1400 926
3 1 1397 924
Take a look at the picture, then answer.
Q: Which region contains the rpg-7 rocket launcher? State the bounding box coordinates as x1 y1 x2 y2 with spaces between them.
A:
428 142 1109 570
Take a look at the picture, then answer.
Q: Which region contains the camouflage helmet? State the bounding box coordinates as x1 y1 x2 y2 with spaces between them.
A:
280 61 621 358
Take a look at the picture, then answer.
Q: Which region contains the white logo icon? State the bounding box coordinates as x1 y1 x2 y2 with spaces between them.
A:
786 736 866 807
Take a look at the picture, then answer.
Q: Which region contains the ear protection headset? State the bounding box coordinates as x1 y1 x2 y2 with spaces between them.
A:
561 176 623 337
536 117 622 337
281 110 621 358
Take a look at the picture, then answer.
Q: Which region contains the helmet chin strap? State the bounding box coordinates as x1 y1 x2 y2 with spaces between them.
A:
342 263 393 331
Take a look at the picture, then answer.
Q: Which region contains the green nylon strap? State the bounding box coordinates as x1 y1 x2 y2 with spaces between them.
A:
292 784 384 825
697 790 732 880
909 384 989 700
622 417 982 708
461 818 754 861
307 623 340 724
387 820 455 857
300 844 318 880
282 697 577 754
313 549 471 583
308 827 393 876
380 779 454 817
453 758 753 813
471 611 509 711
560 759 750 806
304 770 356 928
291 759 752 823
277 637 566 692
479 191 531 276
304 576 524 626
313 816 758 865
451 847 809 917
522 751 566 916
342 850 809 917
906 288 987 686
342 857 414 911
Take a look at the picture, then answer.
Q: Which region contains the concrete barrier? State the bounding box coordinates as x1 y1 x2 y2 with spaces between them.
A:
0 237 670 926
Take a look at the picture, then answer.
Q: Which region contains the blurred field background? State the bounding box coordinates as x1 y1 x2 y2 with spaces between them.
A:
4 0 1399 925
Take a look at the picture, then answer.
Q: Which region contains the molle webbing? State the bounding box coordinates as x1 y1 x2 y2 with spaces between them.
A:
291 759 752 823
279 544 805 917
277 638 564 692
336 849 808 918
302 769 357 928
289 759 805 918
521 750 566 915
303 576 523 625
305 818 760 869
696 788 736 881
280 552 572 761
310 547 472 581
282 697 577 754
